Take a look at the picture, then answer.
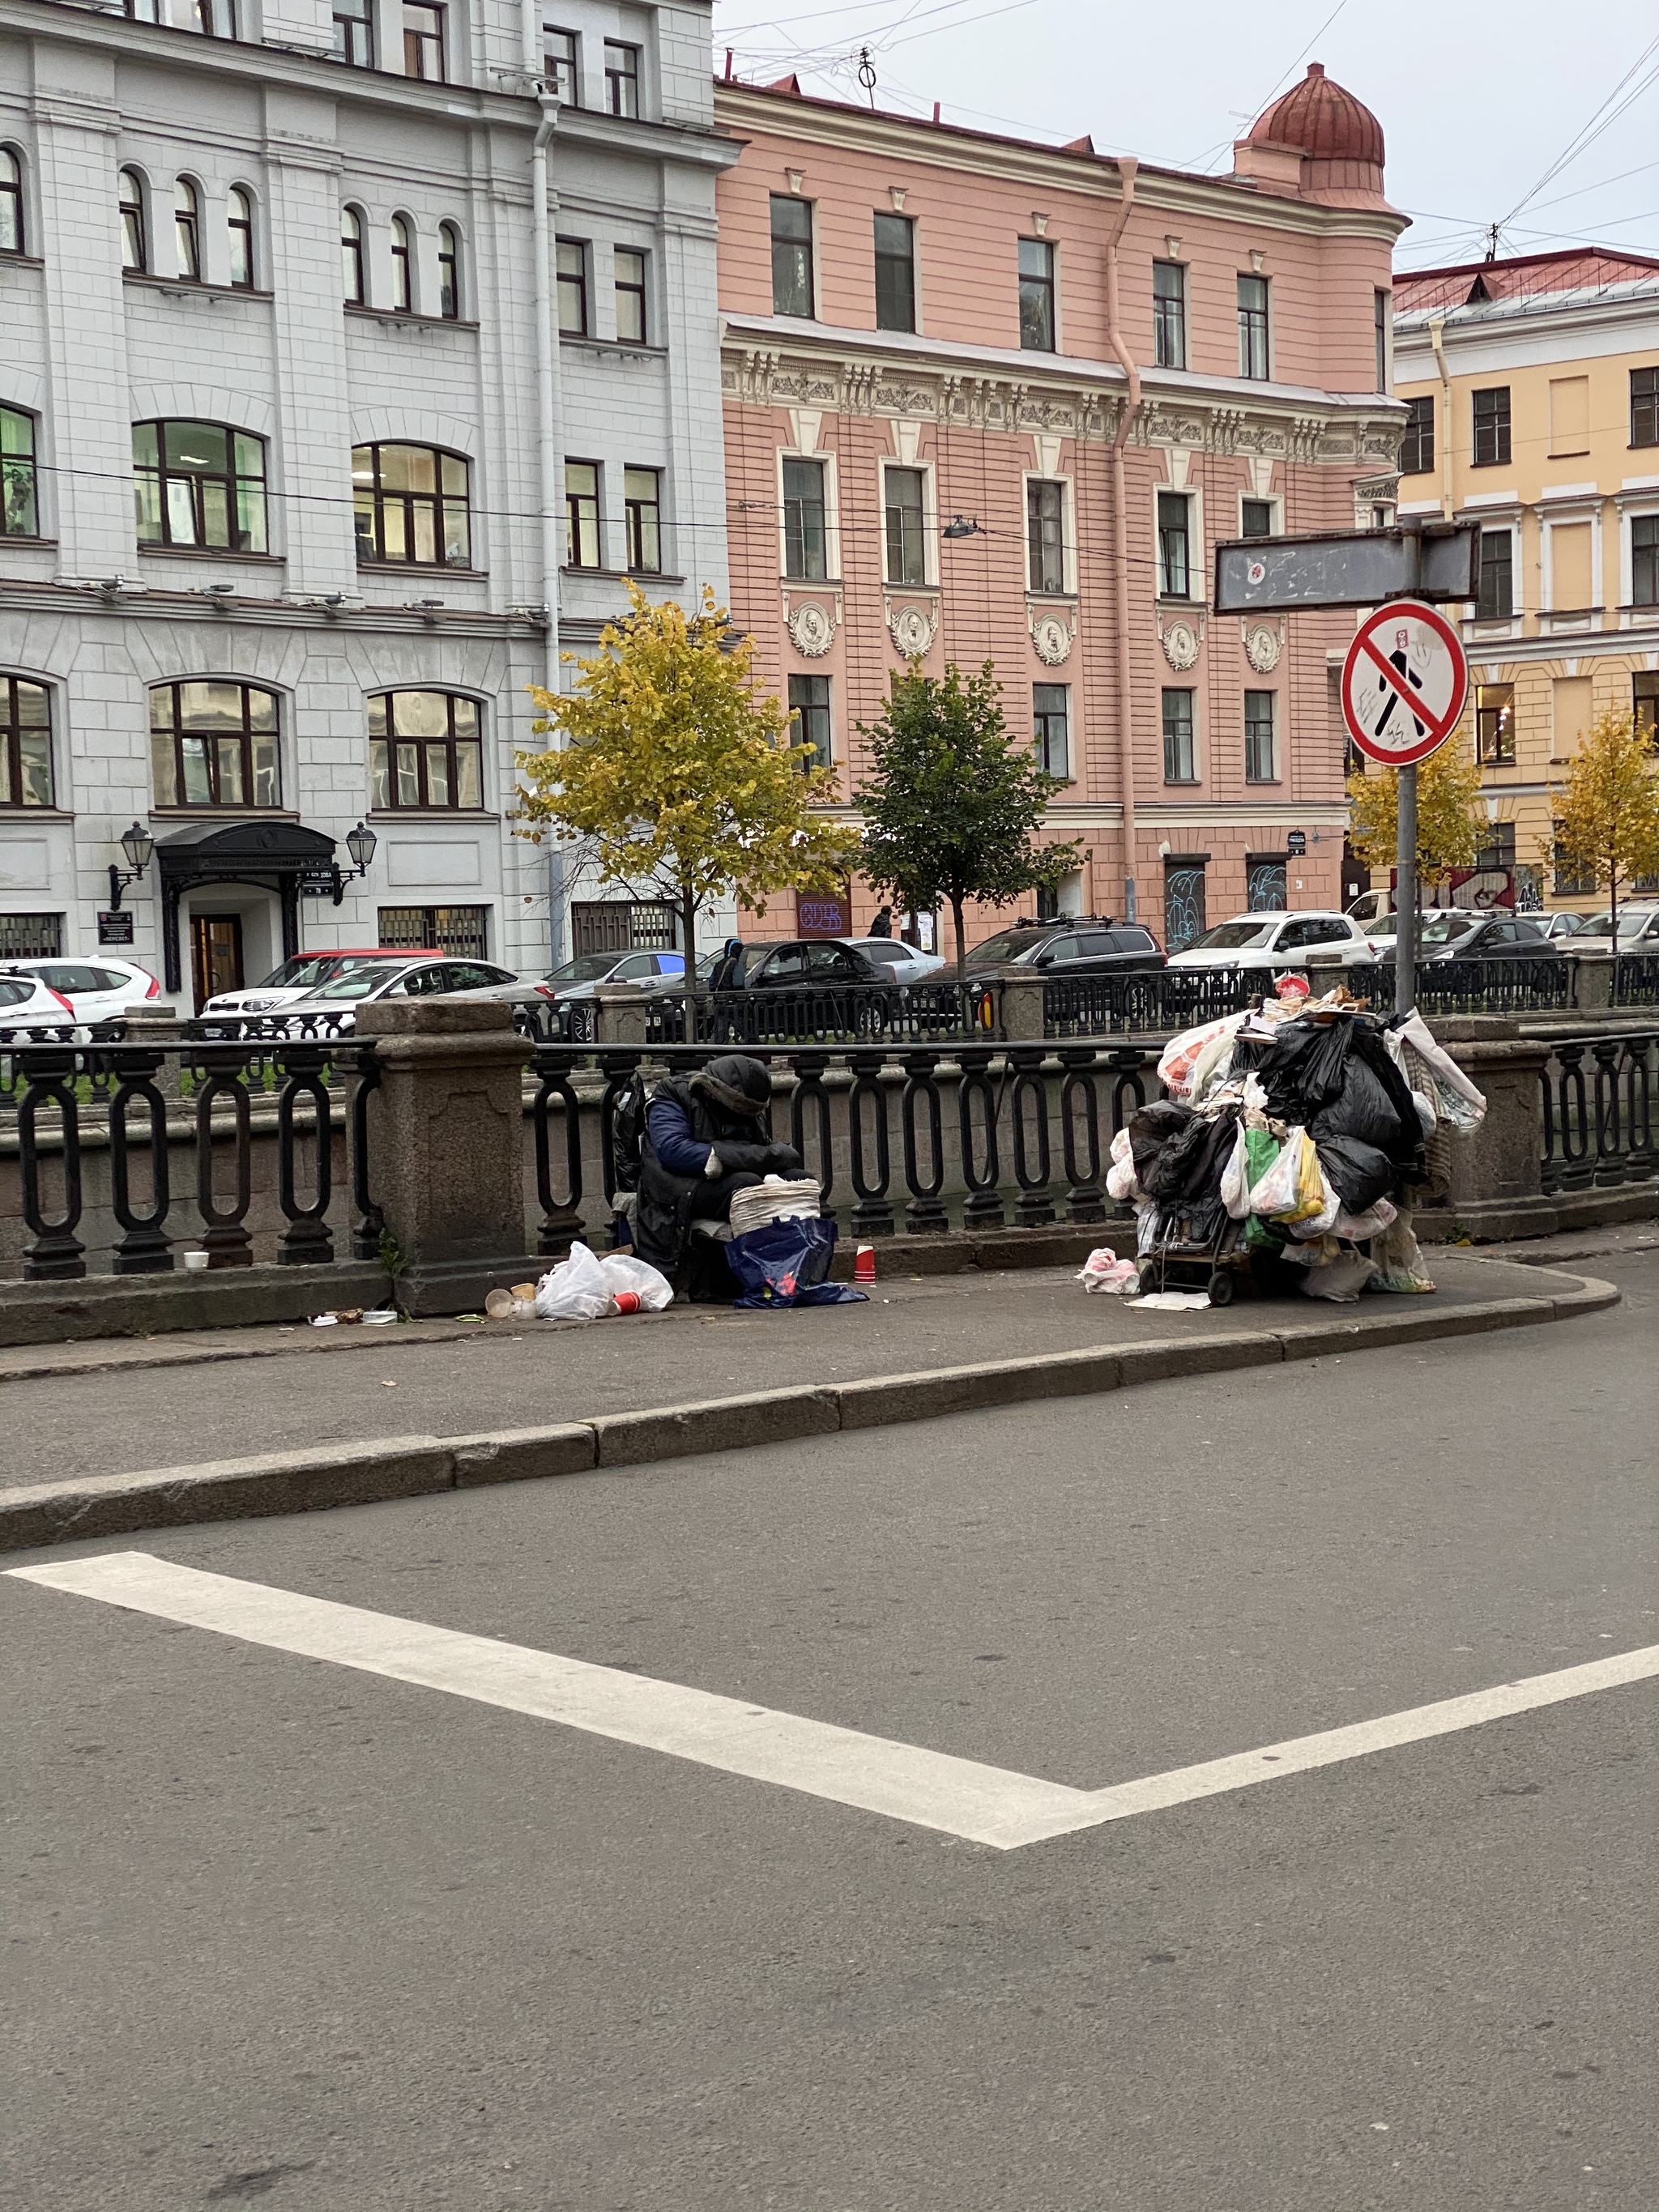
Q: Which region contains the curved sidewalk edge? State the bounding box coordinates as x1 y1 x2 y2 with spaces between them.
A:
1 1271 1618 1554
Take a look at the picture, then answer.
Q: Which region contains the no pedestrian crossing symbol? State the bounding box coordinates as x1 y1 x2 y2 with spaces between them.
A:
1340 599 1469 770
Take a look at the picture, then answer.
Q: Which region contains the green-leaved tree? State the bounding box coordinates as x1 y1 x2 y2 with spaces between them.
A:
854 662 1082 975
1346 742 1486 893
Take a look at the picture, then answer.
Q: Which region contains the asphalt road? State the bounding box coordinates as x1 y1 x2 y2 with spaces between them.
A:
4 1252 1656 2211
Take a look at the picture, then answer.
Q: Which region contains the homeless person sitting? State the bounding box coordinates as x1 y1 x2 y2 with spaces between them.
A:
633 1054 804 1293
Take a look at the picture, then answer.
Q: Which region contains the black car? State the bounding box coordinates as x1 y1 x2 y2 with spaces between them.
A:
1378 914 1562 963
964 919 1166 977
731 940 886 989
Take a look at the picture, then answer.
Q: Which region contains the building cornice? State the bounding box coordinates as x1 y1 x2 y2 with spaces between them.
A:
0 577 544 638
1464 620 1659 669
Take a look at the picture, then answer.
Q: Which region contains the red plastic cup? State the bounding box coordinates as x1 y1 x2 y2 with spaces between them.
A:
613 1289 642 1315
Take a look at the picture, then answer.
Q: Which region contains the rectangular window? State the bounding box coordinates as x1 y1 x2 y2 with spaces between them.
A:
1240 497 1275 540
1472 386 1511 467
1157 490 1191 599
333 0 373 65
556 238 587 335
0 912 62 957
150 680 279 808
603 40 639 117
1632 366 1659 448
1246 857 1287 913
1477 682 1516 765
1478 529 1513 620
873 211 915 334
782 455 827 580
1634 670 1659 742
1026 477 1066 592
369 692 482 811
770 194 813 318
565 460 600 569
134 420 267 552
1548 374 1589 456
2 406 40 539
378 905 488 957
352 441 469 567
883 465 926 586
192 0 236 36
1243 689 1278 782
1552 831 1595 897
624 466 660 573
1375 288 1390 390
125 0 162 16
1631 514 1659 608
403 1 445 78
1237 274 1269 379
1032 684 1069 779
1017 237 1054 352
1 676 53 808
1401 393 1434 475
788 674 831 772
1474 819 1516 873
1162 688 1196 782
543 25 578 101
614 247 647 343
1152 259 1186 370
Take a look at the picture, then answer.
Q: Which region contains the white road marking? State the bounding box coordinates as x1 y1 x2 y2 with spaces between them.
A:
11 1552 1658 1851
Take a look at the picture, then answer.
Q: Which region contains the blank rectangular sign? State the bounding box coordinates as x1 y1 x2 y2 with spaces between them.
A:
1213 526 1480 612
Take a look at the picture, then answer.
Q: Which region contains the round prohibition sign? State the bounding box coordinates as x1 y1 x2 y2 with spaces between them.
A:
1341 599 1469 769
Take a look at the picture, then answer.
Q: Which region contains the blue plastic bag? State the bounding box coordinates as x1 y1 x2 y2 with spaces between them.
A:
727 1216 868 1308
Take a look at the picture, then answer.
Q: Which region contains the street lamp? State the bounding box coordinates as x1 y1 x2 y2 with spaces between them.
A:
331 820 377 906
107 821 154 911
941 515 981 539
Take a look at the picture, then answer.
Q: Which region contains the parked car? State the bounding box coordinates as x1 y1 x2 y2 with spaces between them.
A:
1363 909 1480 957
1533 910 1597 942
963 920 1166 976
1165 911 1371 970
1345 888 1393 931
1373 913 1563 962
201 954 518 1038
733 940 886 989
200 947 436 1018
479 947 688 1015
1569 906 1659 955
0 970 82 1035
1 955 160 1021
845 936 947 985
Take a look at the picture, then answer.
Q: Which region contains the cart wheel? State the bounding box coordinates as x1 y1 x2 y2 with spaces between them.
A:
1206 1269 1235 1309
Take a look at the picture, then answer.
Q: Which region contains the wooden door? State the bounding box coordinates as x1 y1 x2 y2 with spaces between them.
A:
190 913 244 1009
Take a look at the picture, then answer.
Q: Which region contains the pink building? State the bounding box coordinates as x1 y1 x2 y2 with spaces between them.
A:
714 66 1406 949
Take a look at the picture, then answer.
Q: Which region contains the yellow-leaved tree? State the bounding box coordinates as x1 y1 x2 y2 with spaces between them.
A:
515 583 862 970
1546 706 1659 944
1346 742 1486 892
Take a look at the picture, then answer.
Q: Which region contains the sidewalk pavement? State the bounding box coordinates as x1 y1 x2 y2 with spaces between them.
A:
0 1247 1613 1501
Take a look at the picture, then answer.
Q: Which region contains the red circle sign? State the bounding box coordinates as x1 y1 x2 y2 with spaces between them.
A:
1340 599 1469 769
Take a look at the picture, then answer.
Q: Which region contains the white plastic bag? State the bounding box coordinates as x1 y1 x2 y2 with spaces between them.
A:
1220 1123 1252 1218
1248 1126 1307 1217
1302 1250 1377 1302
1158 1012 1247 1101
1332 1196 1397 1242
1386 1012 1487 1131
532 1240 612 1322
1077 1246 1140 1295
598 1251 675 1312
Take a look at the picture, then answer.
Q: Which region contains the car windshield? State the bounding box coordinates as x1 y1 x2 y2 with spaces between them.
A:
311 965 419 1001
966 930 1051 968
257 954 381 991
1188 920 1276 951
1584 910 1658 939
859 942 908 964
541 953 627 985
1418 914 1480 945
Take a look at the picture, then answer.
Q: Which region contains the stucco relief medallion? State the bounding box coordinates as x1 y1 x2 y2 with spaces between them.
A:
1161 617 1201 671
1030 611 1073 666
886 601 938 658
787 602 835 658
1244 623 1282 673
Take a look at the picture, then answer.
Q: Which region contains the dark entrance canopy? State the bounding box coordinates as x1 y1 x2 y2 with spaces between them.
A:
154 819 340 995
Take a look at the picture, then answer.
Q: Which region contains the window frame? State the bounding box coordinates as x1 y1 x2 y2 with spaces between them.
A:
543 24 578 102
1156 488 1193 600
1374 288 1391 391
1477 527 1515 621
149 680 281 809
390 213 414 313
228 185 255 289
1152 258 1186 370
1633 669 1659 742
873 211 916 334
1162 687 1196 783
341 204 366 304
437 222 460 320
1472 386 1512 467
2 406 41 539
192 0 237 37
1239 495 1278 541
613 245 647 343
1017 236 1055 352
333 0 373 65
882 461 929 588
1032 682 1069 780
173 177 202 282
788 673 832 773
1631 512 1659 610
0 675 53 809
134 419 268 553
556 236 588 335
402 0 445 81
119 168 148 275
368 689 484 812
565 458 601 569
623 465 661 574
603 40 639 117
0 147 25 256
1476 681 1516 765
1025 474 1070 595
781 452 831 582
1632 367 1659 450
770 194 814 319
1237 272 1269 380
1243 688 1279 783
1401 393 1434 475
352 441 471 569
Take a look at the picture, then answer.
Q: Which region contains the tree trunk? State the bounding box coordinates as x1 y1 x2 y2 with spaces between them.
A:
1609 850 1619 957
950 894 967 980
680 885 699 1039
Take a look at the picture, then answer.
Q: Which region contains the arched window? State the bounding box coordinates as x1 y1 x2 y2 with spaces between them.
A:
390 215 413 313
150 680 280 808
352 443 470 567
228 185 254 288
1 676 53 809
437 222 460 321
0 148 24 256
174 178 201 281
119 168 147 274
369 691 482 809
133 420 267 551
2 407 38 539
341 205 365 304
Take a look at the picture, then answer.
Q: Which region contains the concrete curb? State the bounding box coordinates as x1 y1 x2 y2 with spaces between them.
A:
0 1272 1618 1553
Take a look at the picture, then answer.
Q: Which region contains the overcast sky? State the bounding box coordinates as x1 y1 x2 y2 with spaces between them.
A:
712 0 1659 271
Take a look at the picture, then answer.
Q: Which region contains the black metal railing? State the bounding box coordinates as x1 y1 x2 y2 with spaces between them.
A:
514 982 1002 1049
1613 954 1659 1008
523 1038 1154 1252
1540 1029 1657 1192
2 1039 376 1280
1044 966 1284 1037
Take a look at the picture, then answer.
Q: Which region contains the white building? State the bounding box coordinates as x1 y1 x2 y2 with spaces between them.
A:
0 0 730 1003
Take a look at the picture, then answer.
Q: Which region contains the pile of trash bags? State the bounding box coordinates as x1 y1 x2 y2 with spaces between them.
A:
1107 977 1487 1302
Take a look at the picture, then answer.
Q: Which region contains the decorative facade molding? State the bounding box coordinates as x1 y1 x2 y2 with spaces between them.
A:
1028 602 1077 665
1158 608 1206 670
883 594 940 659
783 590 842 657
1242 617 1285 672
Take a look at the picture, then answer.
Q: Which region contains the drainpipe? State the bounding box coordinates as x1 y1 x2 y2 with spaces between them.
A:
531 83 567 963
1427 313 1454 521
1103 157 1141 923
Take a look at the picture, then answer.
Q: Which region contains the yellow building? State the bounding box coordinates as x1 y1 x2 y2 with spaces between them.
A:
1393 248 1659 906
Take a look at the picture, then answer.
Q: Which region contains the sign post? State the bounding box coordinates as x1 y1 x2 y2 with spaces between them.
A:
1339 599 1469 1015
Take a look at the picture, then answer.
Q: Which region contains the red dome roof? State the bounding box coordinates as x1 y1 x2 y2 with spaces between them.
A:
1250 62 1384 167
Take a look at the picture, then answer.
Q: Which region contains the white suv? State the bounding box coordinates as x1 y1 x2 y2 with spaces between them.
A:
0 957 160 1021
1165 911 1373 970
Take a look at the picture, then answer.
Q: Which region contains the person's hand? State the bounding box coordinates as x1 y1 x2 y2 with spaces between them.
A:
763 1143 804 1175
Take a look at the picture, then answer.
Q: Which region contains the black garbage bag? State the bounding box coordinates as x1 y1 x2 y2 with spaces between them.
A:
1350 1025 1427 1178
1313 1133 1396 1213
1309 1054 1406 1153
1254 1016 1357 1124
1142 1105 1240 1204
1128 1099 1194 1186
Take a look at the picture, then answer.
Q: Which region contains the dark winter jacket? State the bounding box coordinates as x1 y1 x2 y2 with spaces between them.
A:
633 1063 802 1274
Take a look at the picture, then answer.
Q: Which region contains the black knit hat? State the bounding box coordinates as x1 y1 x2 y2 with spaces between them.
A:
692 1055 772 1117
